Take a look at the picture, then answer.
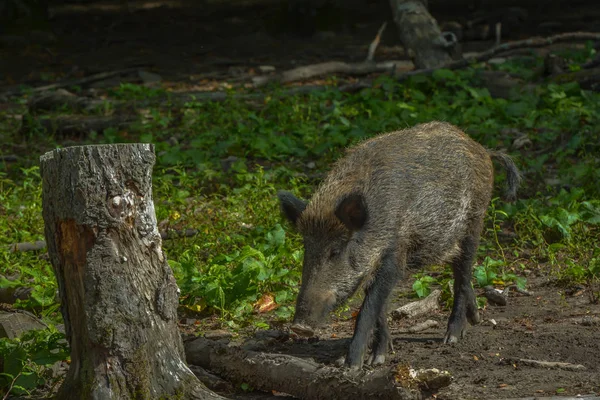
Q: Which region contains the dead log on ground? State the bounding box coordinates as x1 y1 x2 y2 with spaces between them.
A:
252 60 412 87
1 67 142 96
388 0 453 69
26 114 136 136
396 32 600 81
28 89 111 113
185 337 439 400
40 144 223 399
550 66 600 91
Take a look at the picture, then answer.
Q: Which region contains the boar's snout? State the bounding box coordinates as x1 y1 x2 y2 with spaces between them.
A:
291 289 336 336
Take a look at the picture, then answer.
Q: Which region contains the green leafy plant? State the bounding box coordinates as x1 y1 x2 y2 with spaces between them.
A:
0 328 69 397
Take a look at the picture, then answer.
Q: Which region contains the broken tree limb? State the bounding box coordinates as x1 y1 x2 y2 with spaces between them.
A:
366 22 388 62
185 337 423 400
40 144 222 399
388 0 453 69
7 240 47 252
252 60 411 87
27 89 111 113
392 289 441 320
501 358 586 371
396 32 600 81
401 319 439 333
549 66 600 91
1 67 143 96
24 114 137 137
7 229 198 252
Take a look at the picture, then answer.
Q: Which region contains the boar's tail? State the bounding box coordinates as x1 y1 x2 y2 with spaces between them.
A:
489 151 521 202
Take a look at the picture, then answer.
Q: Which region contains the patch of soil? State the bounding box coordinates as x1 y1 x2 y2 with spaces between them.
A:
257 276 600 399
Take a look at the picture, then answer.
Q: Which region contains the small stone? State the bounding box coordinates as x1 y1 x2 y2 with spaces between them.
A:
512 133 532 149
488 57 507 65
167 136 178 147
138 69 162 84
258 65 276 73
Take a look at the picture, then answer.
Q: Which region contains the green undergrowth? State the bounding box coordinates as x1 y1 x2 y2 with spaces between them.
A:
1 47 600 396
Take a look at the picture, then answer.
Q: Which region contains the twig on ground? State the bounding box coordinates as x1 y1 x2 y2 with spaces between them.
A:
392 290 441 320
503 285 534 296
501 358 586 371
366 22 388 62
252 60 412 87
0 155 20 162
399 319 439 333
1 67 143 96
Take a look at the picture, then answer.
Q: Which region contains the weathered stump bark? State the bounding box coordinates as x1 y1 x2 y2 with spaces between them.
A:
389 0 453 69
40 144 224 400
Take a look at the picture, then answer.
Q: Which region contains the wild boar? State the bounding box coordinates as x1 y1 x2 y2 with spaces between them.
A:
278 121 520 369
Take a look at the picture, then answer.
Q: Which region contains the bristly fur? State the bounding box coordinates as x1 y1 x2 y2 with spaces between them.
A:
278 121 521 368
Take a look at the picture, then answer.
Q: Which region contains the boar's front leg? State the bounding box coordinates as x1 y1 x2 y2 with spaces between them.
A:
345 251 402 369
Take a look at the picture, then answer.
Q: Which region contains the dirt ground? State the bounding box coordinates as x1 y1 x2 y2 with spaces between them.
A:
257 276 600 399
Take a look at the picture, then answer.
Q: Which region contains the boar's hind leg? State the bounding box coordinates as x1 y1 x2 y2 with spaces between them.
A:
346 251 402 369
444 233 482 344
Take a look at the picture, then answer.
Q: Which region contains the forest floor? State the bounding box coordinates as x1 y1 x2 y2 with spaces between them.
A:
1 0 600 399
254 276 600 399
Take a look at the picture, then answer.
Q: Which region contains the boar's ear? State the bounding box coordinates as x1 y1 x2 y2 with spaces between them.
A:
335 192 367 231
277 191 307 226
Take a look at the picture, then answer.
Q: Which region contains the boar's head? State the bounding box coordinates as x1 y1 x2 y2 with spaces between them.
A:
278 190 370 337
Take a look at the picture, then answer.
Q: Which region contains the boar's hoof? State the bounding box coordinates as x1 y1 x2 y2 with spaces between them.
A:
443 328 465 344
290 323 315 337
366 354 386 366
468 310 482 325
443 334 460 344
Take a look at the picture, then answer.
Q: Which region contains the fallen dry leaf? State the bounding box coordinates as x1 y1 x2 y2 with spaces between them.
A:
254 293 277 313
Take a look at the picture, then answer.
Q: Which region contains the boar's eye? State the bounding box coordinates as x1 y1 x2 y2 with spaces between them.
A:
328 248 341 259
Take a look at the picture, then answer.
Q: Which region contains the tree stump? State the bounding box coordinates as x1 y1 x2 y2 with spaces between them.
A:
40 144 223 400
389 0 453 69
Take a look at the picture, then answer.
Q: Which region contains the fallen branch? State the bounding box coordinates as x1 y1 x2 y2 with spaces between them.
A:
28 89 110 113
396 32 600 81
501 358 586 371
7 229 198 252
549 66 600 91
392 290 441 320
185 337 422 400
401 319 439 333
0 154 20 163
1 67 142 96
366 22 388 62
503 284 533 296
7 240 47 252
252 60 411 87
24 114 136 137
